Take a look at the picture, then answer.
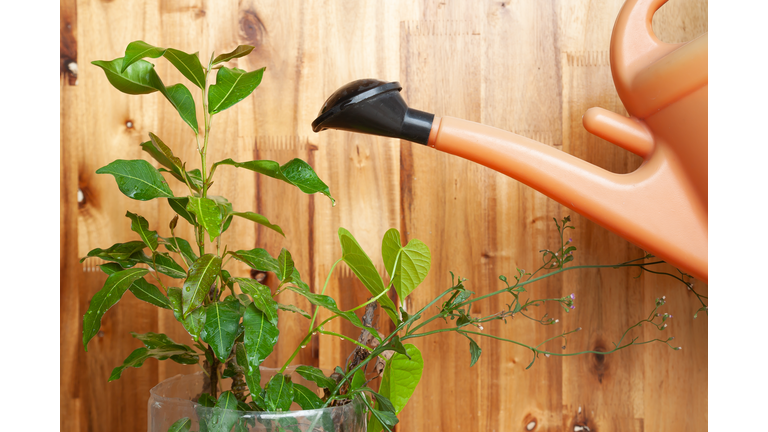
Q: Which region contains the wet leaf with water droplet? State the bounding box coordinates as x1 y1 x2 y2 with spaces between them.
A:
83 268 149 351
96 159 174 201
263 373 293 412
212 158 334 204
243 304 279 371
182 254 222 317
200 299 243 361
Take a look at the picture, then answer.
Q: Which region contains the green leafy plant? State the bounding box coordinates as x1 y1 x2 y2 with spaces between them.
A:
84 41 703 432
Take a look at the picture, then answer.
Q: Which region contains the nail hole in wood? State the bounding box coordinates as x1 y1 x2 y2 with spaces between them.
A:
251 269 266 283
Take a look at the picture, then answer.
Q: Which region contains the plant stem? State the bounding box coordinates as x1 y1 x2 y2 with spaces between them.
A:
204 345 220 399
461 262 666 310
318 330 371 351
307 258 343 336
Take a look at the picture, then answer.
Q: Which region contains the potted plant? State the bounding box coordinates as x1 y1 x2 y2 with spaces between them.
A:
83 41 703 432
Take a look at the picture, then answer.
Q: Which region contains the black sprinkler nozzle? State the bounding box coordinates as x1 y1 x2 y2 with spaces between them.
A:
311 79 434 145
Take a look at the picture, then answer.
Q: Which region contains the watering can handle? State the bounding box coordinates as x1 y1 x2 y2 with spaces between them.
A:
611 0 676 70
610 0 707 119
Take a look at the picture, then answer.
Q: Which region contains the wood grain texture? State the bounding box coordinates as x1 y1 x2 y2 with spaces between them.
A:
61 1 708 431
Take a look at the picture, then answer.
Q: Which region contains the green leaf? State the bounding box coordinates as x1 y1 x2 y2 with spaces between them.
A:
288 267 310 291
125 211 159 250
235 401 252 412
163 48 206 89
168 197 197 225
231 212 284 236
187 197 223 241
92 58 161 95
399 307 410 322
294 366 336 390
105 58 198 133
276 248 294 282
209 391 239 432
381 229 431 300
229 248 279 274
166 417 192 432
468 338 482 367
143 133 183 176
182 254 222 317
235 342 261 396
201 299 243 361
151 165 202 193
236 294 252 308
208 66 265 114
243 304 279 370
292 384 323 410
279 158 334 204
212 45 255 65
163 236 198 264
287 286 370 332
82 241 145 264
152 81 199 133
83 268 149 350
350 369 365 392
131 332 194 351
121 40 166 72
198 393 217 408
96 159 174 201
379 343 423 414
111 60 199 134
133 252 186 279
361 395 398 432
382 335 410 359
277 303 310 319
109 344 197 381
338 228 398 323
367 389 396 415
212 158 334 204
264 373 293 412
186 169 204 190
251 393 267 411
218 271 233 291
512 302 522 314
234 278 278 325
168 288 206 340
209 195 234 234
446 289 473 311
101 263 170 309
128 279 171 309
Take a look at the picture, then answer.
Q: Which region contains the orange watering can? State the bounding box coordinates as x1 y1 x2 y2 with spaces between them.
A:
312 0 708 283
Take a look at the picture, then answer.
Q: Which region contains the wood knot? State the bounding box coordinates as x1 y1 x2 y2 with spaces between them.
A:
77 188 86 209
591 341 608 383
240 10 266 48
250 269 267 283
523 413 537 430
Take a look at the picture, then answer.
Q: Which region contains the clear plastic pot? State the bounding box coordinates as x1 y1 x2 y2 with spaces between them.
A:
148 368 366 432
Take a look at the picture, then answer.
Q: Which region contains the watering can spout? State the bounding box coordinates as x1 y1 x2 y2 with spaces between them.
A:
311 79 434 145
312 0 707 283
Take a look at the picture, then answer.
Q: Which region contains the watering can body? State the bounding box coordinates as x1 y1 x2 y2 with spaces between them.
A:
313 0 708 282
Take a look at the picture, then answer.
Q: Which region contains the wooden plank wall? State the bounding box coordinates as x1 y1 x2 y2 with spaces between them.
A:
60 1 708 431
